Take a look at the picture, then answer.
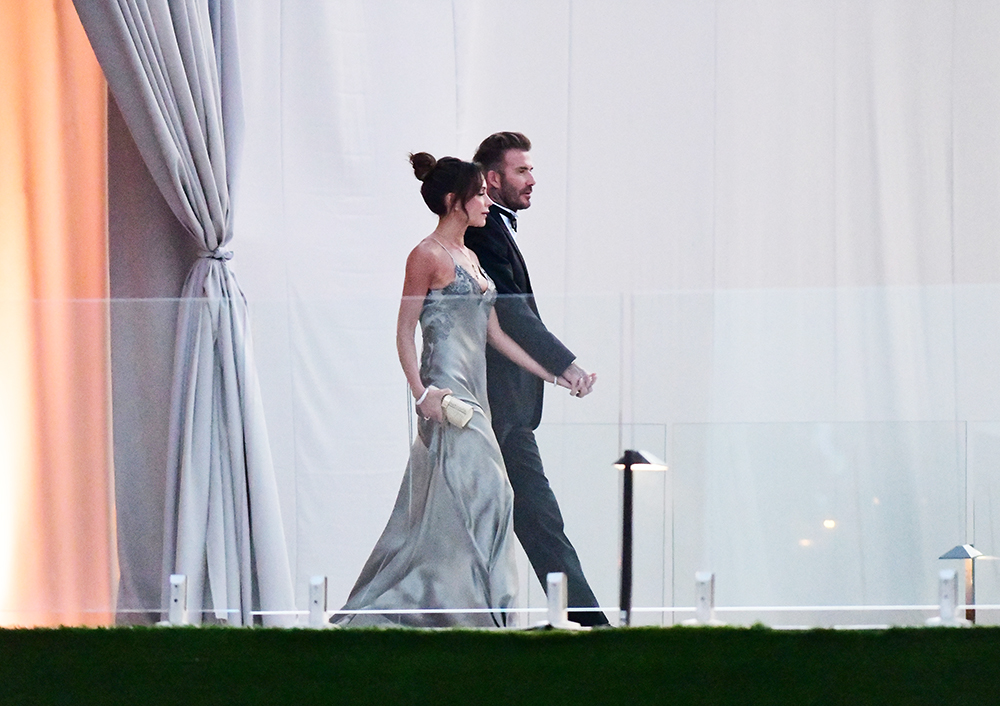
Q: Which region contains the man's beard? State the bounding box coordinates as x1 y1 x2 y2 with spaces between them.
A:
498 178 530 211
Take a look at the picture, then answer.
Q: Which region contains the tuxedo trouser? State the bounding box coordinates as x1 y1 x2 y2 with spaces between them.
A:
496 425 609 627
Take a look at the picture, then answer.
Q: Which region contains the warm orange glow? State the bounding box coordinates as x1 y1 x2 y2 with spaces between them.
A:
0 0 113 626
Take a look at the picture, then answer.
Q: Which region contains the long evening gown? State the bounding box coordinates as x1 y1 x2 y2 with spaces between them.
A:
333 263 518 627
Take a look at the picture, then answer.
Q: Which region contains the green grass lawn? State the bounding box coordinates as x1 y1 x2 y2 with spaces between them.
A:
1 625 998 705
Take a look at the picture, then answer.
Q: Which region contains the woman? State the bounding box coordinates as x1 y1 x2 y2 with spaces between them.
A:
333 154 574 627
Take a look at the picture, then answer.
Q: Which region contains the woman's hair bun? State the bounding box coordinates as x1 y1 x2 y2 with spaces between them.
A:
409 152 437 182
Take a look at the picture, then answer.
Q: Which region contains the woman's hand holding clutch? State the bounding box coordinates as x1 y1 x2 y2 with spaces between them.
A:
416 385 452 423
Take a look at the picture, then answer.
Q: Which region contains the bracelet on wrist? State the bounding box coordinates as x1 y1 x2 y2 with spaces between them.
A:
414 387 430 406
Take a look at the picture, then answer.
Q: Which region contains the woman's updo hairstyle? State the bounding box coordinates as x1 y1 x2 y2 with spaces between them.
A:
410 152 484 217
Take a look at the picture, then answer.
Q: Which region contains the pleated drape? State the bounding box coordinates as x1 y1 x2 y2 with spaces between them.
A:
73 0 293 625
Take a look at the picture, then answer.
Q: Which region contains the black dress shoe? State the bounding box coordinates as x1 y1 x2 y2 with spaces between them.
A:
569 610 611 628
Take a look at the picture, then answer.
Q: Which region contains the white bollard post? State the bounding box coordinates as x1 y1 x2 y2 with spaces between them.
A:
168 574 188 626
683 572 724 626
528 572 586 630
926 569 971 627
309 576 328 628
547 572 569 627
695 571 715 624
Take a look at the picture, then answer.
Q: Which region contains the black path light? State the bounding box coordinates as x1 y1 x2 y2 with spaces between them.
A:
613 449 669 627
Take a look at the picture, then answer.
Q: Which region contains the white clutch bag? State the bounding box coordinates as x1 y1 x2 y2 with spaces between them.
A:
441 394 474 428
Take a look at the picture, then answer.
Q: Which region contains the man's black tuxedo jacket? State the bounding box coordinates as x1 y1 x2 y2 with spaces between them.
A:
466 206 575 431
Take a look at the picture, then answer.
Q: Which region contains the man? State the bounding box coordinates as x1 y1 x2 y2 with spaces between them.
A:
466 132 609 627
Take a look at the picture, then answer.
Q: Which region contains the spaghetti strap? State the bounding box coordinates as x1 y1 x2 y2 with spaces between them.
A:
429 236 490 294
430 237 458 265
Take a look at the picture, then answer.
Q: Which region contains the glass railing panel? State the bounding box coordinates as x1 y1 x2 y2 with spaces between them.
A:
670 421 968 627
967 421 1000 624
0 297 116 626
6 285 1000 626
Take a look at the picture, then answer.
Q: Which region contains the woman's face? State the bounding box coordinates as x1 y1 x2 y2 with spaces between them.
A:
462 179 492 227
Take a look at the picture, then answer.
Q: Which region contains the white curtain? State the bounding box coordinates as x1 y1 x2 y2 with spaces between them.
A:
74 0 293 625
231 0 1000 626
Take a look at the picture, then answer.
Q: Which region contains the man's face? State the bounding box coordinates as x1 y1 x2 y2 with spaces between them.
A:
489 149 535 211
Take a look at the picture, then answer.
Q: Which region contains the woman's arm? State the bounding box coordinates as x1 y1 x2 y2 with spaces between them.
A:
397 242 452 421
486 309 575 391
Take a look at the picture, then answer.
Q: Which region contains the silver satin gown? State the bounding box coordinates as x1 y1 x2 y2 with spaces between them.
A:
334 264 518 627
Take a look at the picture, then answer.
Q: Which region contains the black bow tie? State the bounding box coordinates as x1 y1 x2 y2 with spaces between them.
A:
497 209 516 232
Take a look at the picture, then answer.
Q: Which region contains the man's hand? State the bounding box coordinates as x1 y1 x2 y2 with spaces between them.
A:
558 362 597 398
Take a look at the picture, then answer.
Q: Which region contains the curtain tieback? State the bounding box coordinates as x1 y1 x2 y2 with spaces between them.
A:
201 246 234 261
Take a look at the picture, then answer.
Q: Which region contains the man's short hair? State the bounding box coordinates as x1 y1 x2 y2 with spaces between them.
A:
473 132 531 174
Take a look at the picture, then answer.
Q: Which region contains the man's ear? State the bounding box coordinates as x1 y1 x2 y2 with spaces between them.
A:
485 169 502 191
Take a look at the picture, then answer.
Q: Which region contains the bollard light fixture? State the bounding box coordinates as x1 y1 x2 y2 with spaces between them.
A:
938 544 985 624
613 450 669 627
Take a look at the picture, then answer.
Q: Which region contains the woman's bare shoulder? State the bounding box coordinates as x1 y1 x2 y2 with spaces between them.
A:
403 236 454 291
407 237 449 269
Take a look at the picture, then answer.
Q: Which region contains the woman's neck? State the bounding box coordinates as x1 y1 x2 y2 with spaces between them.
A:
432 212 467 248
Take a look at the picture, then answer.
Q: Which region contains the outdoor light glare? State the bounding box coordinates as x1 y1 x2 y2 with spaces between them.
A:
798 539 812 547
613 450 669 472
823 519 836 529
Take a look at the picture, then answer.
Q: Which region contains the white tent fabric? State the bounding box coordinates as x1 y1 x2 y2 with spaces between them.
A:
75 0 293 625
229 0 1000 626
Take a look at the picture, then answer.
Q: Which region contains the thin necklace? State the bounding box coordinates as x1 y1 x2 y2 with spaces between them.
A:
431 237 488 285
